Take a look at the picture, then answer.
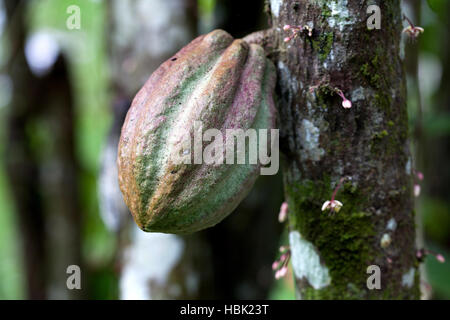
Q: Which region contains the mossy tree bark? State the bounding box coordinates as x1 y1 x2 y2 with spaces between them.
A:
268 0 420 299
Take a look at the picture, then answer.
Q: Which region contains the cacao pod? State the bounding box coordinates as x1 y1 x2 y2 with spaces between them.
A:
118 29 277 234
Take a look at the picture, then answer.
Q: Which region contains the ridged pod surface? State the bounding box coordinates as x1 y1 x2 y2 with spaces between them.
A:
118 29 277 234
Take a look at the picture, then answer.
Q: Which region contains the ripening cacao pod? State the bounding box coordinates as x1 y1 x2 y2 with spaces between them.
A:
118 29 277 234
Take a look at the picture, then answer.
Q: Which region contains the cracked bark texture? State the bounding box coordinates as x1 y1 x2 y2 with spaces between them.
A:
269 0 420 299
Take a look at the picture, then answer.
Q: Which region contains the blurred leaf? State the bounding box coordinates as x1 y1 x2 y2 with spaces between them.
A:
422 197 450 244
426 0 448 21
270 283 295 300
198 0 216 15
0 109 24 299
427 0 444 13
0 164 24 299
269 273 295 300
87 266 119 300
425 242 450 299
423 113 450 137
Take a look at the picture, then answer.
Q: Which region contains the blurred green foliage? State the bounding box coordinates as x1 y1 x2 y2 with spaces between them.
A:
426 0 447 20
0 147 24 299
422 198 450 244
198 0 216 16
414 0 450 300
425 242 450 299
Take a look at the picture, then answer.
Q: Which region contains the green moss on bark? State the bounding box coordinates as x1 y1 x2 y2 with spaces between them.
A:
285 178 380 298
311 32 334 62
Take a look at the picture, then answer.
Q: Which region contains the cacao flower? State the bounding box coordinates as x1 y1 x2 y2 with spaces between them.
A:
117 30 277 234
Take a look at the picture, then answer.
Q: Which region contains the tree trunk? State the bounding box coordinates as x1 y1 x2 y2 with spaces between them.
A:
269 0 420 299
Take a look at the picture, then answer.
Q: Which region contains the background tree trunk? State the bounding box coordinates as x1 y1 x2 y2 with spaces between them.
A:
4 0 81 299
269 0 420 299
402 0 429 299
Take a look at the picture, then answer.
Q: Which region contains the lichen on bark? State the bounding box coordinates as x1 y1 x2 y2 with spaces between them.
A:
269 0 420 299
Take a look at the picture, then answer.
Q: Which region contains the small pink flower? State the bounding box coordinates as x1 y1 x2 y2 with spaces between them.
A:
436 254 446 263
278 202 288 223
414 184 421 197
413 171 423 197
272 260 280 270
416 171 424 181
402 15 424 39
282 24 312 43
273 246 291 280
274 269 282 279
275 266 288 279
416 250 423 259
417 249 446 263
402 25 424 39
321 177 350 213
342 99 352 109
321 200 343 212
336 89 352 109
304 25 313 37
